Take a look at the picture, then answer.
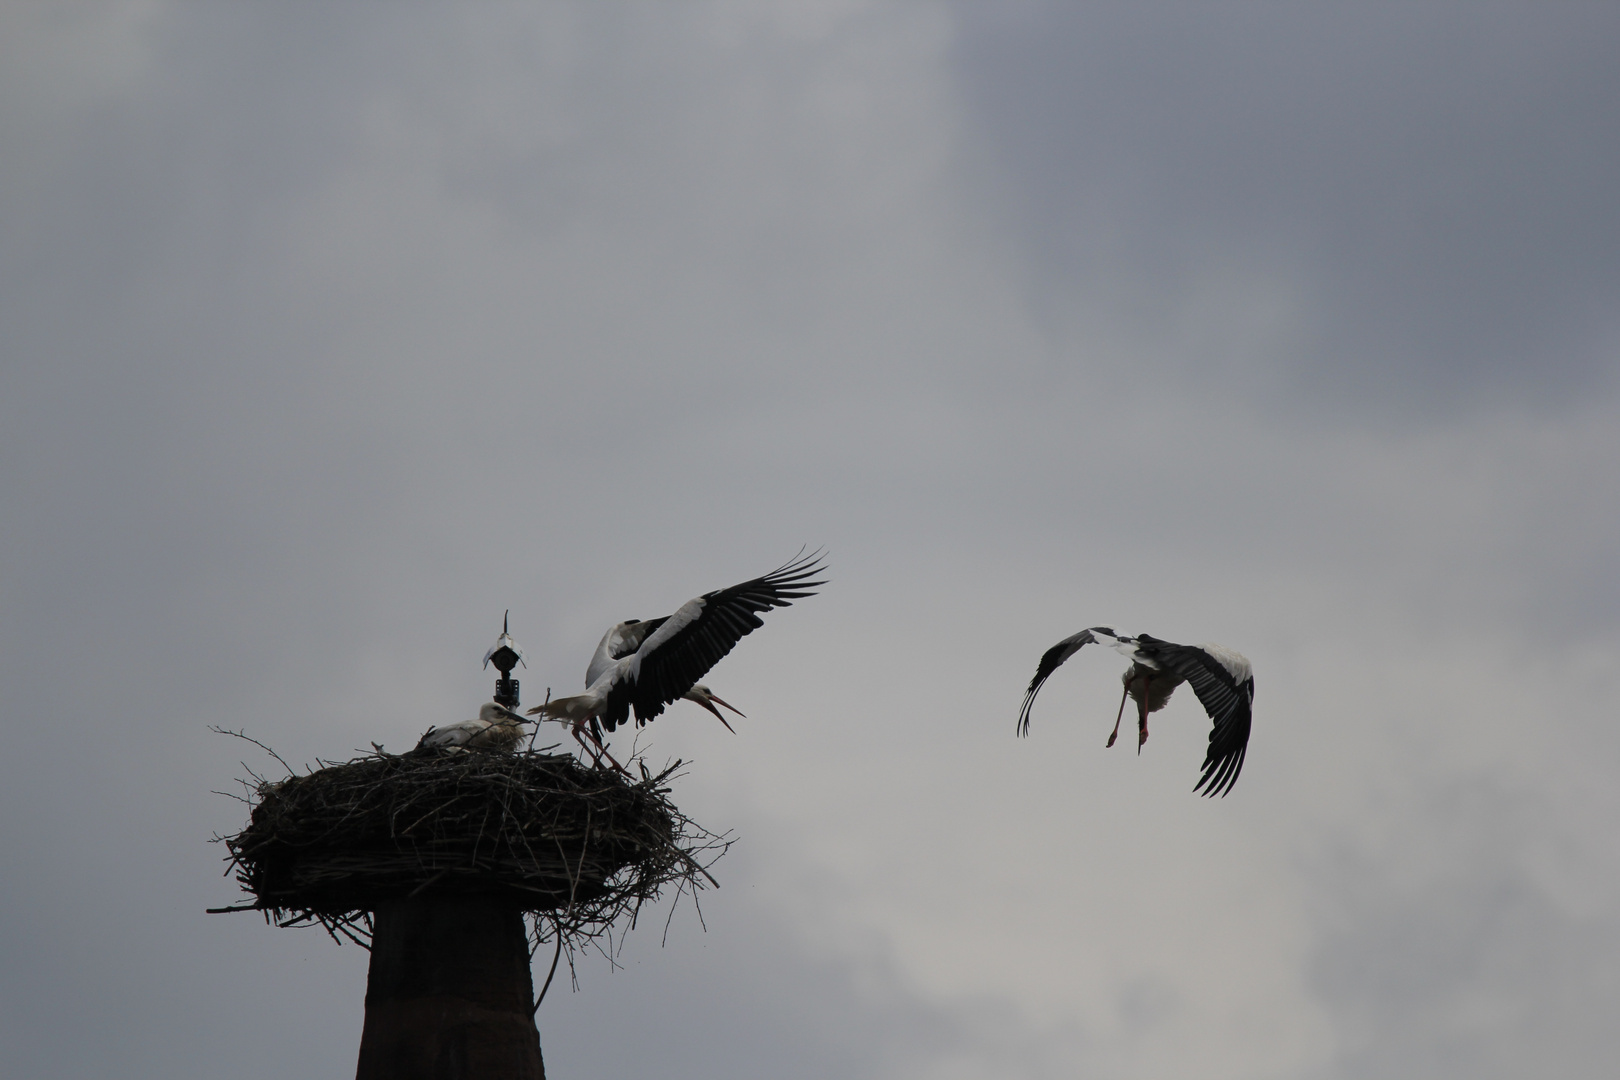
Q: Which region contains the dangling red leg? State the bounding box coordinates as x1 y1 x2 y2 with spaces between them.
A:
1137 675 1150 753
1107 682 1130 748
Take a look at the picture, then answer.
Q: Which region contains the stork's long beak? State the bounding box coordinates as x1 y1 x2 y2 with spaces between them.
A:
705 692 746 719
692 693 743 733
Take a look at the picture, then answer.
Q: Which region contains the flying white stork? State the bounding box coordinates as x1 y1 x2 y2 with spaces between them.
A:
1016 627 1254 797
529 551 825 745
418 701 533 752
582 619 748 733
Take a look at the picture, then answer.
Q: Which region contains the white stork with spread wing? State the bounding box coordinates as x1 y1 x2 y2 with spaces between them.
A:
529 552 825 743
582 624 748 732
1017 627 1254 797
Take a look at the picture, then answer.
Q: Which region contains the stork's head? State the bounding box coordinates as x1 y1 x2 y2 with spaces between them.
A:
682 684 745 732
479 701 530 726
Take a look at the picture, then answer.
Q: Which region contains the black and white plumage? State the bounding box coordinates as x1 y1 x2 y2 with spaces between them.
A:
529 552 825 734
581 623 748 733
1017 627 1254 797
418 701 533 752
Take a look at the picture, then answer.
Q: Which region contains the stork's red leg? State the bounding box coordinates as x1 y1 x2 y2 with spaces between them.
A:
1107 683 1129 748
569 722 597 762
571 719 629 775
1137 676 1150 753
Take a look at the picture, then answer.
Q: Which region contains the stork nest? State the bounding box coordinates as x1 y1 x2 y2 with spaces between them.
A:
210 731 729 956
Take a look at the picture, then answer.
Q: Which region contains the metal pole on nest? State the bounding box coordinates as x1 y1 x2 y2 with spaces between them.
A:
354 618 542 1080
355 896 544 1079
487 611 525 711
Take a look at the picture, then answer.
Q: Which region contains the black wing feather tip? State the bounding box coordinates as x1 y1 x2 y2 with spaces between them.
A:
1194 743 1246 797
1015 628 1098 737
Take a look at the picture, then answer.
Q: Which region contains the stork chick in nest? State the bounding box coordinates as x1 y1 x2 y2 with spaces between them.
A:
418 701 533 752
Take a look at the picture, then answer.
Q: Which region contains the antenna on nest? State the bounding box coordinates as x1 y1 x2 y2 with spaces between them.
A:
483 610 526 709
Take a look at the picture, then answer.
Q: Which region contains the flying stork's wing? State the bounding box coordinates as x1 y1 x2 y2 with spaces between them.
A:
586 618 667 687
1016 628 1100 736
621 618 667 654
603 551 827 729
1135 637 1254 797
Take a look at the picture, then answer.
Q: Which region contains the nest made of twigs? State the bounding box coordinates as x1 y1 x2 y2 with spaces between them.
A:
212 737 728 951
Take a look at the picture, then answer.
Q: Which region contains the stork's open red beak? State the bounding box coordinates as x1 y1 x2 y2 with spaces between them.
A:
707 692 745 718
693 693 744 733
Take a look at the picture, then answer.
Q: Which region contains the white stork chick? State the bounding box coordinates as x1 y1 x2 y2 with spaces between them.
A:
1017 627 1254 797
418 701 532 752
530 552 824 743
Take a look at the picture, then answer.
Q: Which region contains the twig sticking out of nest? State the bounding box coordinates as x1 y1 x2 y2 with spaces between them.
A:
210 732 729 965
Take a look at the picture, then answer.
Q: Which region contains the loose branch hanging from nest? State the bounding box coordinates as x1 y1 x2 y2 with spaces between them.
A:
208 730 730 960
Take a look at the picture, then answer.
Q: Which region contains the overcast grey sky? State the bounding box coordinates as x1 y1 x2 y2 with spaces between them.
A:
2 3 1618 1077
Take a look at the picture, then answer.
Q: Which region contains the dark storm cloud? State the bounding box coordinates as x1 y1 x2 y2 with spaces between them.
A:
952 3 1620 414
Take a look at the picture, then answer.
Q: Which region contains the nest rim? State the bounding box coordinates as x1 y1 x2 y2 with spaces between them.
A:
212 737 727 951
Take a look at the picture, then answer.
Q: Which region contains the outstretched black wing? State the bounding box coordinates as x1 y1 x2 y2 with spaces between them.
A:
1016 628 1105 737
600 551 827 730
1134 636 1254 797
